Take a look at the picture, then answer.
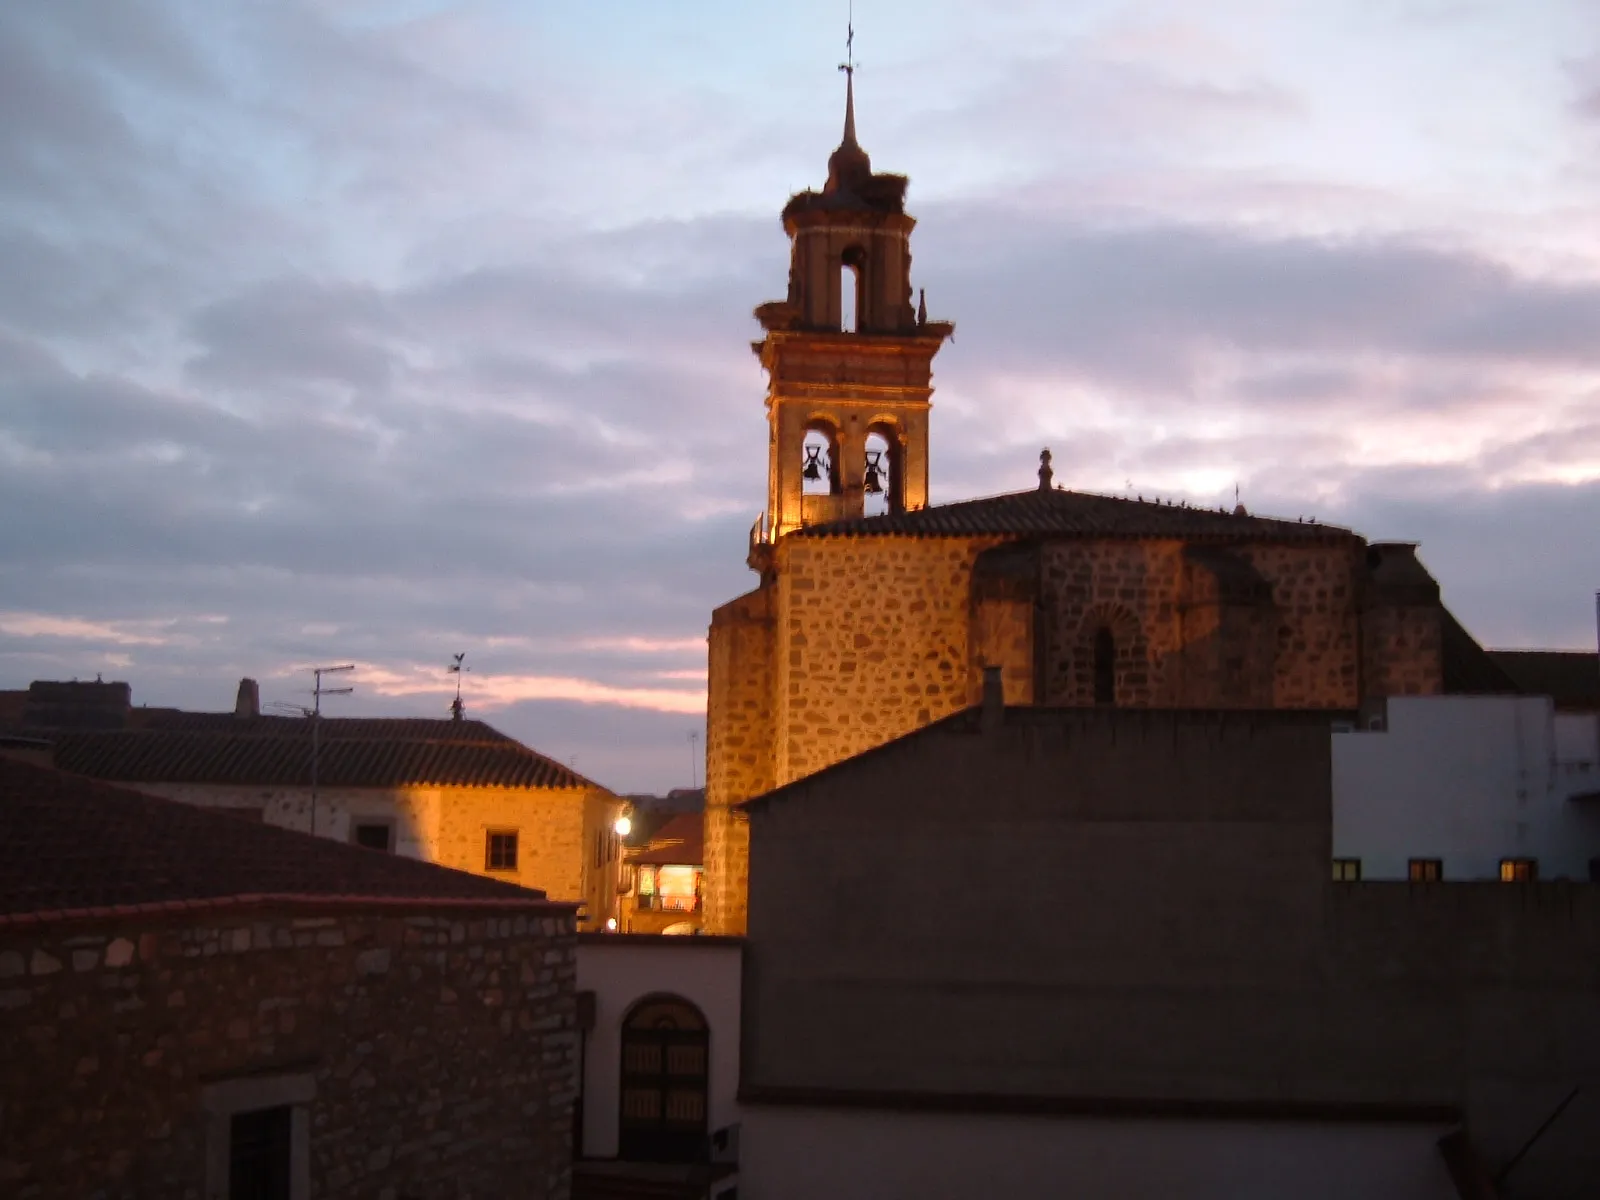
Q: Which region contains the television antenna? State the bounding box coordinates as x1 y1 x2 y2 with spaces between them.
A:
308 664 355 837
688 729 700 790
448 652 470 720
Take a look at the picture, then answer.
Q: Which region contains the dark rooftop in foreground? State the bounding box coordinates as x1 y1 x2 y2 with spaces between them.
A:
1488 650 1600 712
0 756 559 924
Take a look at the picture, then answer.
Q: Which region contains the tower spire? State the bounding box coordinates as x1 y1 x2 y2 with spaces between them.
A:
827 9 871 190
839 14 858 149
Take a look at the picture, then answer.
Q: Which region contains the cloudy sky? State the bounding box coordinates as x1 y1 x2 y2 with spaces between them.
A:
3 1 1599 791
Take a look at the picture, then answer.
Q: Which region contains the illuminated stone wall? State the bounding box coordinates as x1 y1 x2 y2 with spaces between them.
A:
773 534 1001 785
704 586 776 936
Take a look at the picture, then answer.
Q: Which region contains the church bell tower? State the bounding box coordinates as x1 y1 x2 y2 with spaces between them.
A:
748 60 953 564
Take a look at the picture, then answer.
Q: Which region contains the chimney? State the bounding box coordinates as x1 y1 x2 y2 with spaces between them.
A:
981 665 1004 732
235 678 260 719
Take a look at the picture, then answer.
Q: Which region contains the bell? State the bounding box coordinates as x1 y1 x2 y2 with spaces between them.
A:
802 448 823 482
863 451 885 494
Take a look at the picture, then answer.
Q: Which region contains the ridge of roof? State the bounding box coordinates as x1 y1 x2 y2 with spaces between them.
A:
0 757 558 920
738 705 1343 814
791 487 1356 541
46 726 601 791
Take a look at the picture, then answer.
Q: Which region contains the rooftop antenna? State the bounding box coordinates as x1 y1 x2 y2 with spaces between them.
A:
309 664 354 838
448 652 470 721
689 729 700 790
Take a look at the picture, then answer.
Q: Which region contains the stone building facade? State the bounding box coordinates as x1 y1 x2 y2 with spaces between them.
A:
0 756 581 1200
703 89 1490 935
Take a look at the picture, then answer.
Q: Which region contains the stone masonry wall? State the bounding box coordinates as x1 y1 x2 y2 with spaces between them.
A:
0 904 578 1200
704 586 776 935
1038 539 1369 709
1360 603 1444 701
774 535 999 785
137 783 610 929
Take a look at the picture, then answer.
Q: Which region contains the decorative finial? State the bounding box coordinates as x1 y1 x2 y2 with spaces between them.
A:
1037 447 1054 492
1232 482 1247 517
825 8 871 190
839 10 859 148
917 288 927 326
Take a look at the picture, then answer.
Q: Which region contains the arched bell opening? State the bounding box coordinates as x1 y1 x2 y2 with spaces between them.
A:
801 422 841 496
863 423 903 517
840 244 867 333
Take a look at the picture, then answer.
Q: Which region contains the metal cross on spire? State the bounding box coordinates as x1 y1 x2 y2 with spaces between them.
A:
839 3 857 78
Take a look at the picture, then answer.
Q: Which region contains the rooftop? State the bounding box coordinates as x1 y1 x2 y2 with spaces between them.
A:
793 486 1356 542
0 756 560 925
49 723 596 790
1488 650 1600 712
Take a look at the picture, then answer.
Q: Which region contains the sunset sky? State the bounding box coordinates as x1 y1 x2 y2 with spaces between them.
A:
3 0 1599 790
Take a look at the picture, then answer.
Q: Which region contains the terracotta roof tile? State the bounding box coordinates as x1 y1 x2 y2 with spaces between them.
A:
793 487 1355 541
0 757 555 921
627 813 704 867
49 723 597 790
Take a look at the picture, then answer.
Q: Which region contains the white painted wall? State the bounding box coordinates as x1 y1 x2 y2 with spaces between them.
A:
1333 696 1600 880
576 938 743 1159
739 1107 1459 1200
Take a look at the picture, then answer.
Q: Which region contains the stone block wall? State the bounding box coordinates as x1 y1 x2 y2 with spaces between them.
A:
1037 539 1370 709
0 904 579 1200
773 534 998 784
705 586 776 935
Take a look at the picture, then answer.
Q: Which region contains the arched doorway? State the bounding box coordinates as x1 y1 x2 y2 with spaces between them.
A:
618 994 709 1162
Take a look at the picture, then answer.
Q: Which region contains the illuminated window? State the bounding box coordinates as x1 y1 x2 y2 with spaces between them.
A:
637 865 657 896
1332 858 1361 882
1499 857 1537 883
1407 858 1442 882
485 830 518 871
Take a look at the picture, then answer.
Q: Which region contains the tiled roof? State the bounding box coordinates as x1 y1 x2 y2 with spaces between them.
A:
1488 650 1600 711
792 487 1355 541
49 721 597 791
627 813 704 867
0 756 556 922
139 713 518 740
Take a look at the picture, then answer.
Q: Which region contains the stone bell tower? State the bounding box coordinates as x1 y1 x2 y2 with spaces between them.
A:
748 65 954 563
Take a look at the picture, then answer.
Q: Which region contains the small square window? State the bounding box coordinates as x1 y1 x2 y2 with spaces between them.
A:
1332 858 1361 882
1499 857 1537 883
486 830 519 872
352 823 391 853
1408 858 1442 883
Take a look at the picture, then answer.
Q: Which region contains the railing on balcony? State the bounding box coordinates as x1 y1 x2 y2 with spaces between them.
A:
635 894 701 914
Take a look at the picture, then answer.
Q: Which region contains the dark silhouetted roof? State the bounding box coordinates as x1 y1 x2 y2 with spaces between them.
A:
1488 650 1600 711
0 757 559 923
50 720 597 791
793 488 1355 542
1440 610 1523 696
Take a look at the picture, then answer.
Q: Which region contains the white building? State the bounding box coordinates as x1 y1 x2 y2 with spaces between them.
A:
1333 694 1600 882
